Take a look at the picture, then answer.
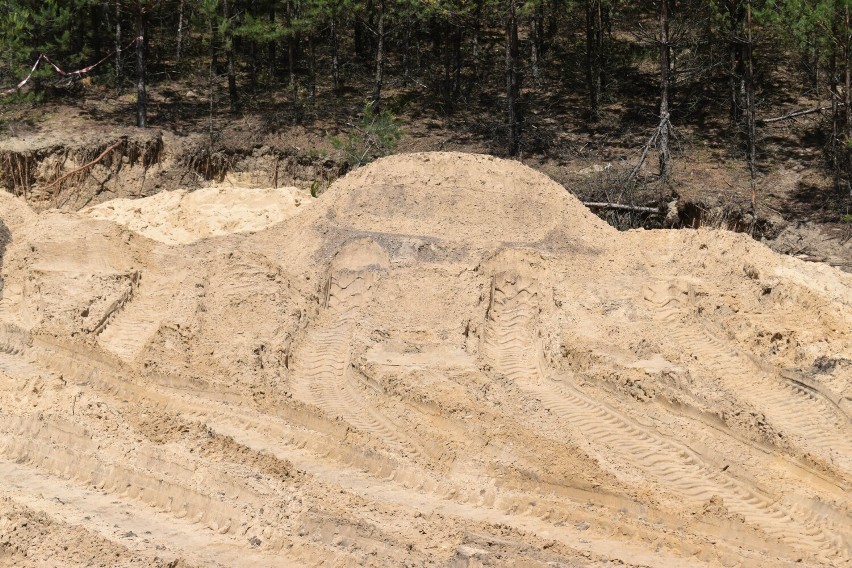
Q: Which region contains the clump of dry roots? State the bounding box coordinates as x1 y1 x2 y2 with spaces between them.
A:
0 135 163 206
182 148 233 182
0 150 39 198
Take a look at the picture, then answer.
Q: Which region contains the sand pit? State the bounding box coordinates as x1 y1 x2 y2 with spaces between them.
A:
0 152 850 567
81 184 311 245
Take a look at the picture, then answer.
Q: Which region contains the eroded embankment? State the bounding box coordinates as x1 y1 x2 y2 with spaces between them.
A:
0 130 344 211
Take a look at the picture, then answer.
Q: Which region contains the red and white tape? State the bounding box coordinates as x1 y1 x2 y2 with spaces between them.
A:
1 55 44 95
1 36 142 96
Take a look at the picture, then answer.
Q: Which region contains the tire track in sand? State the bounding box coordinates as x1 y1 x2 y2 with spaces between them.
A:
97 272 177 362
643 280 852 475
290 269 426 461
484 270 851 563
13 339 739 568
2 283 831 565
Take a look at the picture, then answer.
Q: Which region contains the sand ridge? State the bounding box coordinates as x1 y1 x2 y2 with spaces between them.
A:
0 151 850 567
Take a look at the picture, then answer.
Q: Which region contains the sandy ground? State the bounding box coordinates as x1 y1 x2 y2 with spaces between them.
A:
0 152 850 567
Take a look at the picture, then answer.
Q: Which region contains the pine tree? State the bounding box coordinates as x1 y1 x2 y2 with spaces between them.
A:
0 2 31 87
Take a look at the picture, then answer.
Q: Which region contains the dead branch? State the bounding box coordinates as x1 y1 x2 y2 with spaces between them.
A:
583 202 661 213
759 106 833 125
42 140 123 190
626 112 670 185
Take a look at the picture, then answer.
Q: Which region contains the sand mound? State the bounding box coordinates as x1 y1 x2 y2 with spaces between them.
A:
82 184 311 245
326 152 611 245
0 152 850 567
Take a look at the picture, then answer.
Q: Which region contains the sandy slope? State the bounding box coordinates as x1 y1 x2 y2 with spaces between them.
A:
81 185 310 245
0 152 850 567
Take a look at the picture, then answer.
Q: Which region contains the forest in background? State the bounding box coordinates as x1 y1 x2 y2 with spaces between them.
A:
2 0 852 227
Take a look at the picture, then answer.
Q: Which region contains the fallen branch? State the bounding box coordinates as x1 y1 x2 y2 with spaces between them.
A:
42 140 123 190
626 113 668 186
583 202 660 213
759 106 832 125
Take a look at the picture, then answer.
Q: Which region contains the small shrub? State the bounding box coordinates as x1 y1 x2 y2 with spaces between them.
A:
331 102 402 168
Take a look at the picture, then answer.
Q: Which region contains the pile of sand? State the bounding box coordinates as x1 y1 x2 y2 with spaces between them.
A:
81 184 311 245
0 152 850 567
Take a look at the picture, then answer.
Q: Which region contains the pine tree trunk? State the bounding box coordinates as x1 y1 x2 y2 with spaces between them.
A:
802 30 818 91
289 37 297 120
176 0 184 61
331 17 340 91
268 7 276 80
402 19 410 86
372 0 385 112
745 0 757 204
356 0 372 59
845 6 851 196
506 0 520 156
586 0 603 120
658 0 671 178
442 21 452 113
531 2 545 82
831 17 840 192
115 0 122 94
728 1 743 125
309 36 316 103
223 0 238 113
249 41 258 88
729 34 739 124
89 5 103 60
415 31 422 74
452 24 462 100
136 9 147 128
547 0 559 43
530 8 540 82
209 10 216 145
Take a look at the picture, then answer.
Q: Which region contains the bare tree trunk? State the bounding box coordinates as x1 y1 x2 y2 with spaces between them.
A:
309 36 316 103
89 4 103 61
355 0 370 58
176 0 185 61
136 9 147 128
209 9 216 145
249 40 258 88
802 29 818 91
506 0 521 156
658 0 671 179
831 16 840 192
452 24 462 100
372 0 386 112
286 0 298 121
745 0 757 205
586 0 603 120
402 18 411 86
331 17 340 91
223 0 238 113
845 6 852 196
288 37 297 119
116 0 122 94
268 7 276 80
415 30 422 74
728 1 743 125
441 22 452 113
531 3 542 82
